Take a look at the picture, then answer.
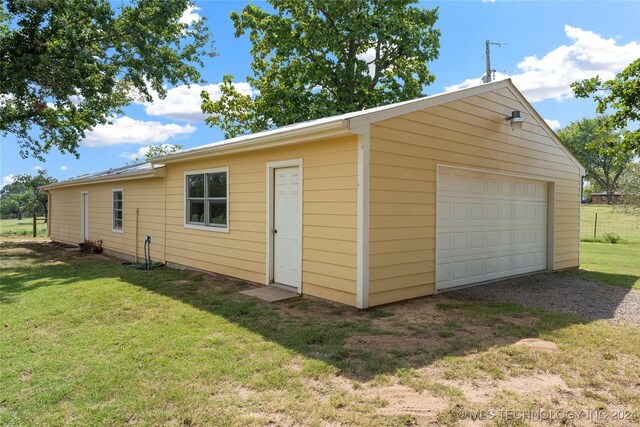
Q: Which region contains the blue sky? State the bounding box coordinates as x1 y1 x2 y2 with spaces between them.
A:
2 0 639 186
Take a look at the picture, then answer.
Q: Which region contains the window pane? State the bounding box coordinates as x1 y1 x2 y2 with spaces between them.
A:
189 200 205 223
113 191 122 202
208 200 227 226
114 200 122 210
207 173 226 198
187 175 205 198
114 219 122 229
114 210 122 220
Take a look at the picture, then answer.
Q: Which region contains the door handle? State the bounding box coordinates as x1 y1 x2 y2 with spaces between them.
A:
273 229 278 234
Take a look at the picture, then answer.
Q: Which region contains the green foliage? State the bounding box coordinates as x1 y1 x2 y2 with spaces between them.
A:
127 143 183 164
201 74 267 137
0 0 213 160
202 0 440 138
619 162 640 207
603 232 621 244
557 116 633 203
0 170 56 217
571 58 640 155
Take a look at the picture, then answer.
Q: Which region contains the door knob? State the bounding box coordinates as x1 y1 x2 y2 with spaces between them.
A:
273 229 278 234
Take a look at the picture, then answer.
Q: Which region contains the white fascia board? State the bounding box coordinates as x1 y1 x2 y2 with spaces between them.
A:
346 80 511 130
41 167 166 190
506 85 586 175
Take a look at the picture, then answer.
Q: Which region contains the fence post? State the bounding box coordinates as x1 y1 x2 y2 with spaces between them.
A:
593 212 598 240
33 213 37 238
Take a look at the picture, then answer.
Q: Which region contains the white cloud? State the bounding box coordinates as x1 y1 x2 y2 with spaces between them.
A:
179 6 201 25
82 117 196 147
357 47 377 76
33 166 43 171
60 165 68 171
481 0 496 3
445 26 640 102
1 174 15 189
119 144 181 161
142 82 256 123
544 119 561 131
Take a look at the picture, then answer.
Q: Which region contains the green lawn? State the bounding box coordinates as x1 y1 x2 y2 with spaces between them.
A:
575 242 640 289
1 242 639 425
576 205 640 289
0 217 48 239
580 204 640 243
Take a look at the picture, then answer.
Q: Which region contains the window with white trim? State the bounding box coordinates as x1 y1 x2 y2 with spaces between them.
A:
185 169 228 229
112 189 123 232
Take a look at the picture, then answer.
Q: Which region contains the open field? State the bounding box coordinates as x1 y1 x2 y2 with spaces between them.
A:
1 241 639 426
577 205 640 289
580 205 640 243
0 217 48 240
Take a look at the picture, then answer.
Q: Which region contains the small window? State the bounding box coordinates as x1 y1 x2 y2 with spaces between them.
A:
185 168 228 231
112 189 124 232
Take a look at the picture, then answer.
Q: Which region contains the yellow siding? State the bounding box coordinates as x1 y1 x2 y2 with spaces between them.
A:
164 135 359 306
49 186 81 245
49 179 166 261
368 86 581 305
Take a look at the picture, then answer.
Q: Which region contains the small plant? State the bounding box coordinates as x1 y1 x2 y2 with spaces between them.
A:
603 232 621 244
79 239 103 254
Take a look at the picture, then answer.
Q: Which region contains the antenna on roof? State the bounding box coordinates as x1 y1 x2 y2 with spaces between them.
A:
482 40 505 83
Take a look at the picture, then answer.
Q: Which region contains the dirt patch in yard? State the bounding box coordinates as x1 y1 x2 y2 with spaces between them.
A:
366 384 449 422
514 338 559 351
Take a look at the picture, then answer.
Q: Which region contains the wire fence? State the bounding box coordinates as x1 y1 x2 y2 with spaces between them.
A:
581 209 640 243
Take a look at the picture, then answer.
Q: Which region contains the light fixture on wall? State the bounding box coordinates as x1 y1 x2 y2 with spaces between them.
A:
506 110 524 131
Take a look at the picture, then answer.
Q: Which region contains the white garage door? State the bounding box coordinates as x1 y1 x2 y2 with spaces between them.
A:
436 167 548 290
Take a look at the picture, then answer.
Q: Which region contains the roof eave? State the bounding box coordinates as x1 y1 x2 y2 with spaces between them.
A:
152 119 351 165
347 80 512 130
503 83 587 176
41 167 166 191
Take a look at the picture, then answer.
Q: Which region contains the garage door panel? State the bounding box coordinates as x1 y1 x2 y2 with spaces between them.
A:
437 168 547 290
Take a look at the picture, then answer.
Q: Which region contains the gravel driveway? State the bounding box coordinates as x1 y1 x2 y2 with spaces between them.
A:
447 273 640 327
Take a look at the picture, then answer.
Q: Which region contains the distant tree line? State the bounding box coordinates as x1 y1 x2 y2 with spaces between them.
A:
0 170 56 219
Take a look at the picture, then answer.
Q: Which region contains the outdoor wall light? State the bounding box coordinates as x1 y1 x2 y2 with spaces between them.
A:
507 110 524 131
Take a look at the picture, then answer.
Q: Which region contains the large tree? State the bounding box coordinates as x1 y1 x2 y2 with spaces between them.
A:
571 58 640 155
619 162 640 208
0 0 213 160
201 0 440 138
0 170 57 219
557 117 633 204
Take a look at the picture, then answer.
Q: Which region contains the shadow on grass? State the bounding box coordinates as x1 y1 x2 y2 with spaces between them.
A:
2 241 631 382
572 270 639 290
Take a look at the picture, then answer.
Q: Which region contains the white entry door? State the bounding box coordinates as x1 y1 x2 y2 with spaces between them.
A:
273 167 301 290
81 192 89 241
436 168 548 290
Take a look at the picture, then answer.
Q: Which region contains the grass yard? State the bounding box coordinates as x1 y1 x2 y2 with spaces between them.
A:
576 242 640 289
0 217 48 240
577 205 640 290
1 242 639 426
580 204 640 243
